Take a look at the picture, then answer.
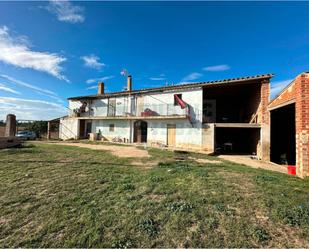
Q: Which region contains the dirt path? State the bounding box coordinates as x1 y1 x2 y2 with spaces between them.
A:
45 142 150 158
218 155 287 174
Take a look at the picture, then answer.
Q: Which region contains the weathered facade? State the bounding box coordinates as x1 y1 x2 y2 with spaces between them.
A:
60 74 272 160
269 72 309 178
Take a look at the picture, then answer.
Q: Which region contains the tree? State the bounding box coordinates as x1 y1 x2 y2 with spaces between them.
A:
24 121 48 138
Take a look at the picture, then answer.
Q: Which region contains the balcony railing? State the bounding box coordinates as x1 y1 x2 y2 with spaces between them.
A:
69 103 192 119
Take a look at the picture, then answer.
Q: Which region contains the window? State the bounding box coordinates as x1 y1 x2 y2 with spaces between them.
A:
109 124 115 132
174 94 182 106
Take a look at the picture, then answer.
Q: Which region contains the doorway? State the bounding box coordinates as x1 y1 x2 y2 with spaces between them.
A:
270 103 296 165
167 124 176 146
79 120 86 138
133 120 147 143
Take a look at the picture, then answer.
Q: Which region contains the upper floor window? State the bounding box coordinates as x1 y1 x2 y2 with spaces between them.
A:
174 94 182 106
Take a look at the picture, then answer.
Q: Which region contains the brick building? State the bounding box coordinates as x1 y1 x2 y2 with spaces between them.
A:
269 72 309 178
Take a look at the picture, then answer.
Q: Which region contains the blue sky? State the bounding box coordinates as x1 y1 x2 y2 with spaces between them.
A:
0 1 309 120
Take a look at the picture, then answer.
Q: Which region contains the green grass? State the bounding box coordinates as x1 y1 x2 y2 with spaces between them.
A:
0 143 308 248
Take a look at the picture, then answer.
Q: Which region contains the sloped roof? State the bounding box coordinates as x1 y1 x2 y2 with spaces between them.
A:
68 73 274 100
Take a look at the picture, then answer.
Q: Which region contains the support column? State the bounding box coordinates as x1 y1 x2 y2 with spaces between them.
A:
260 80 270 161
47 121 51 140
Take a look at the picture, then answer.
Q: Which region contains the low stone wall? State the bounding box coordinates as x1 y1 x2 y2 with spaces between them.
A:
0 137 22 149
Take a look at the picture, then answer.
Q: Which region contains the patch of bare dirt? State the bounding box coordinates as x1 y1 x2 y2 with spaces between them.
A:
218 155 287 174
188 157 222 164
146 194 165 202
49 142 150 158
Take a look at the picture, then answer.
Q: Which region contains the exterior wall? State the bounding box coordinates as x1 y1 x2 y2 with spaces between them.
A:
147 119 203 150
92 119 131 141
295 74 309 178
269 73 309 178
59 117 79 140
202 123 215 153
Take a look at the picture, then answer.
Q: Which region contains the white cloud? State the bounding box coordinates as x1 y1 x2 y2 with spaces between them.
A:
0 97 67 120
0 83 21 95
46 0 85 23
86 85 98 90
0 26 68 81
86 75 114 84
181 72 203 82
81 55 105 70
149 77 166 81
203 64 230 72
271 79 293 99
0 74 56 95
0 74 64 103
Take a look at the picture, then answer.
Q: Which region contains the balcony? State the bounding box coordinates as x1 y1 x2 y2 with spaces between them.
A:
69 103 192 120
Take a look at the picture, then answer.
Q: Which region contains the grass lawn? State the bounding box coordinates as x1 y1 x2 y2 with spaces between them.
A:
0 143 308 248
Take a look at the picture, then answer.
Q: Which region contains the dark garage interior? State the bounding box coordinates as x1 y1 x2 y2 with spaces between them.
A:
215 127 260 154
270 103 296 165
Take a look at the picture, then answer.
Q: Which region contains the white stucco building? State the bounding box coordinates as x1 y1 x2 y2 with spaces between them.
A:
59 74 272 159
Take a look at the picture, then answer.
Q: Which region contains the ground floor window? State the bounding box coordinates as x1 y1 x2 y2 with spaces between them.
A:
109 124 115 132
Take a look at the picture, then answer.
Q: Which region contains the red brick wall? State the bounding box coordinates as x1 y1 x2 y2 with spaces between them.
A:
295 74 309 177
0 126 5 137
269 73 309 178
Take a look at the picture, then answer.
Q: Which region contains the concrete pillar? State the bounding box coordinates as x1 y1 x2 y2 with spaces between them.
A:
47 121 51 140
202 123 215 153
260 80 270 161
5 114 16 137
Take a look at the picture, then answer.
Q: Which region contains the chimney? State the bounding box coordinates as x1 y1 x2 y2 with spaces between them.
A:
127 75 132 91
98 82 104 95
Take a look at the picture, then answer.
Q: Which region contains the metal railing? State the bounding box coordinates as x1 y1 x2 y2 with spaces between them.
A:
69 103 190 118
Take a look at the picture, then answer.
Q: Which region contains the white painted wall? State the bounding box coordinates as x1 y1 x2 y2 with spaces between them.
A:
92 119 131 141
147 119 203 147
59 117 79 140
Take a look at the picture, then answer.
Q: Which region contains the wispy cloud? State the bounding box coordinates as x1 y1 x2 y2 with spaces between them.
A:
271 79 293 99
0 97 67 120
149 77 166 81
0 74 64 103
86 85 98 90
0 83 21 95
203 64 230 72
81 55 105 70
181 72 203 82
45 0 85 23
86 75 114 84
149 73 166 81
0 26 68 81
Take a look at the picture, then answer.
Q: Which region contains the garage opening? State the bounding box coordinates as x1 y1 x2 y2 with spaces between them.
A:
270 103 296 165
215 127 260 154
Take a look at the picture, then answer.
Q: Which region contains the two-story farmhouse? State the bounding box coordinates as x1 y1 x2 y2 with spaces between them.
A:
59 74 272 160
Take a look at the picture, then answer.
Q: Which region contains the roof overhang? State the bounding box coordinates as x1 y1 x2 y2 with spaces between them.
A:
68 73 274 101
